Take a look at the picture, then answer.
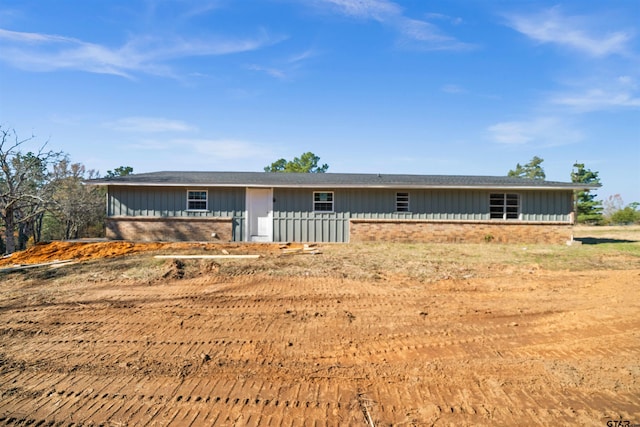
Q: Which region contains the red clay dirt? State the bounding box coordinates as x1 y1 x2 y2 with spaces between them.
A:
0 241 638 426
0 241 282 266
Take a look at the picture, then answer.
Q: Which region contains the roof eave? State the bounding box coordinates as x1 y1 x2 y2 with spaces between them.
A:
86 181 596 191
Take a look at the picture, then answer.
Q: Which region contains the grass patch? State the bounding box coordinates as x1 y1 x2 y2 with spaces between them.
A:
1 227 638 287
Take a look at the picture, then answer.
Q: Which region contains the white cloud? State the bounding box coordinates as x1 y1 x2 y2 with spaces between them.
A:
125 137 277 168
108 117 197 133
0 27 283 78
247 64 287 79
247 48 319 80
549 75 640 112
441 84 465 94
288 49 318 64
319 0 401 20
552 88 640 111
425 13 463 26
504 6 633 57
172 138 274 160
312 0 471 50
487 117 583 146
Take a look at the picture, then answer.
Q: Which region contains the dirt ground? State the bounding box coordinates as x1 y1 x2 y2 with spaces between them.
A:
0 227 639 426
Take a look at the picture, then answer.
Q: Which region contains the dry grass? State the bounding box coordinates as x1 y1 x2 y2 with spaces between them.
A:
2 226 639 287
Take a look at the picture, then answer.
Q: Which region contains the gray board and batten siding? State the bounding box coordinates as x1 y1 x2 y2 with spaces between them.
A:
97 172 592 243
107 186 247 241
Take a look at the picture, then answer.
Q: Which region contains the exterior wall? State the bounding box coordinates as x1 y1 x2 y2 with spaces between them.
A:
106 217 235 242
106 185 575 243
350 219 573 244
273 188 349 242
107 186 245 241
272 188 574 242
108 186 245 217
347 188 572 222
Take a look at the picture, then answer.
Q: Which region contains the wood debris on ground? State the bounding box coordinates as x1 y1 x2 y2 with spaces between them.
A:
0 259 78 274
279 243 322 255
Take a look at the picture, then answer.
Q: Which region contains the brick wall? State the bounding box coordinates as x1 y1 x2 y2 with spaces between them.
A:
350 219 573 244
106 217 234 242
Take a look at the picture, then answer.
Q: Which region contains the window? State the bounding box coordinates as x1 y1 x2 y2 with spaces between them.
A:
187 190 208 211
490 193 520 220
313 191 334 212
396 192 410 212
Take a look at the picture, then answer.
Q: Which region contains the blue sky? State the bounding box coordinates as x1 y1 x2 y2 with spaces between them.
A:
0 0 638 203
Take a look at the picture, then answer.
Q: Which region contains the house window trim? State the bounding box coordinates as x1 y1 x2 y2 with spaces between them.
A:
489 192 521 220
313 191 334 213
396 191 410 213
186 189 208 212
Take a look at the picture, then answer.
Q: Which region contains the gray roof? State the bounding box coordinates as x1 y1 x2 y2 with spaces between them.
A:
88 171 596 190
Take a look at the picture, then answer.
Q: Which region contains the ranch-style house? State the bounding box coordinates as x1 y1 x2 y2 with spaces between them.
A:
90 171 595 244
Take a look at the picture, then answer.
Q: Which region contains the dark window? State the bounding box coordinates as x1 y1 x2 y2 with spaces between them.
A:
314 191 334 212
396 192 410 212
187 190 207 210
490 193 519 220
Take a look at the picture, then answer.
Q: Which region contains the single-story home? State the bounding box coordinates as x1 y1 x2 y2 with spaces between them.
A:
89 171 596 244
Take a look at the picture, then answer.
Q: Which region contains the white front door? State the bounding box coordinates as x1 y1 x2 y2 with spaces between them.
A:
246 188 273 242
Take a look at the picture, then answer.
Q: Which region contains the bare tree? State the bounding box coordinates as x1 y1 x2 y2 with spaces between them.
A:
48 158 105 240
0 127 63 254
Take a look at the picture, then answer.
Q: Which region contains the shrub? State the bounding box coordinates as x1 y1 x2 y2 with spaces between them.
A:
609 206 640 225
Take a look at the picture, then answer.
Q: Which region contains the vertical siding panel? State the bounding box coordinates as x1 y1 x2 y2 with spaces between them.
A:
125 188 132 216
303 216 309 241
110 189 117 216
287 217 293 241
210 187 218 215
538 192 544 222
149 189 155 216
174 189 181 217
122 188 127 216
161 191 168 216
296 217 302 241
171 189 177 217
130 188 137 216
471 190 479 219
452 192 459 220
117 188 125 216
424 190 431 220
123 189 129 216
136 190 142 216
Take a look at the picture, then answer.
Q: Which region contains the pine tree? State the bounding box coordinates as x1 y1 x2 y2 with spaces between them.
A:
508 156 546 180
264 152 328 173
571 163 603 224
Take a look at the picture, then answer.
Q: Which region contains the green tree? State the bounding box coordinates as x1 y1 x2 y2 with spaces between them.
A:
508 156 546 180
609 203 640 224
264 152 328 173
571 162 603 224
106 165 133 178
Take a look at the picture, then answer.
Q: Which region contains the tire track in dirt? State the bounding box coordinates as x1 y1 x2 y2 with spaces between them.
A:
1 268 639 425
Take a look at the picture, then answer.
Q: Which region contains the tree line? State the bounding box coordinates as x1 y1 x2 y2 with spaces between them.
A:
0 127 132 254
508 156 639 225
2 130 638 255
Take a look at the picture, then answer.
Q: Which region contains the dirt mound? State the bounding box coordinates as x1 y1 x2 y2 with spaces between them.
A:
0 241 281 267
